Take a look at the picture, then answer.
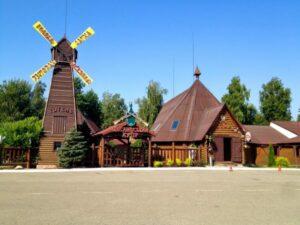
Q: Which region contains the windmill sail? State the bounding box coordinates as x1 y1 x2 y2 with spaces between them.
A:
70 62 93 85
31 60 56 82
70 27 95 49
33 21 57 47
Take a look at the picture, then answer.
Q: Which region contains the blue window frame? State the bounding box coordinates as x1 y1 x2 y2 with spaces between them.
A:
171 120 180 130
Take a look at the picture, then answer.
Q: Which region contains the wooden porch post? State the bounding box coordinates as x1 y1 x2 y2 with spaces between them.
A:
172 142 175 161
91 143 95 167
26 148 30 169
148 139 152 167
98 137 105 167
198 145 201 161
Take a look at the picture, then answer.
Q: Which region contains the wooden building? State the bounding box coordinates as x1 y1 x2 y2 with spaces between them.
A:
94 106 153 167
37 38 99 168
151 67 245 165
244 122 300 166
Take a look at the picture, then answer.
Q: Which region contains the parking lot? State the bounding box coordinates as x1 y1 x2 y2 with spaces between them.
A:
0 169 299 225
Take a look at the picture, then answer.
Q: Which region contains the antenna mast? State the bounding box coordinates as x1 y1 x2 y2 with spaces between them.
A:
64 0 69 36
172 57 175 97
192 33 195 81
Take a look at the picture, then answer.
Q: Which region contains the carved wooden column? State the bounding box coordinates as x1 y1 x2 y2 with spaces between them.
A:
148 139 152 167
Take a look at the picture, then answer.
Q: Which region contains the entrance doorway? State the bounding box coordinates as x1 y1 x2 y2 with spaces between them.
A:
224 138 231 161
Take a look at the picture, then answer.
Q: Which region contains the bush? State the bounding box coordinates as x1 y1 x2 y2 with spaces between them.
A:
58 128 89 168
184 158 192 167
191 160 206 167
130 139 142 148
153 161 163 167
275 157 290 168
0 117 42 147
165 158 174 167
268 145 275 167
175 158 182 167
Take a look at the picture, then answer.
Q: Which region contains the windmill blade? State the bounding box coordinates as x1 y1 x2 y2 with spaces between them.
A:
70 27 95 49
33 21 57 47
31 60 56 82
70 62 93 85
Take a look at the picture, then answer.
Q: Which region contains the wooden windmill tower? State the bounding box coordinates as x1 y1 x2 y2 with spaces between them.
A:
31 21 95 168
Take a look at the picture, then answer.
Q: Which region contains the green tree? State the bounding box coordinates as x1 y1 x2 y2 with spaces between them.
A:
297 109 300 122
268 145 276 167
31 81 46 119
58 128 89 168
0 79 32 122
74 77 102 126
0 117 42 148
222 76 257 124
136 81 167 127
253 113 268 125
101 92 127 129
259 77 291 122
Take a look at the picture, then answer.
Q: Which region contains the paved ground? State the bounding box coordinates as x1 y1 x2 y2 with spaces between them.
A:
0 170 299 225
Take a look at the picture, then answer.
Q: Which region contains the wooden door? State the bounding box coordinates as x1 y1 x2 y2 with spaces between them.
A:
214 137 224 161
231 137 242 163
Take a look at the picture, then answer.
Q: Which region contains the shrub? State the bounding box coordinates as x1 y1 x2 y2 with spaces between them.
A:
58 128 89 168
0 117 42 148
191 160 206 167
166 158 174 167
153 161 163 167
130 139 142 148
184 158 192 167
275 157 290 168
268 145 275 167
175 158 182 167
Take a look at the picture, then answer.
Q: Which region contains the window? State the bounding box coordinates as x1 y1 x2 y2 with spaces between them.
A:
54 142 62 151
296 147 300 157
171 120 180 130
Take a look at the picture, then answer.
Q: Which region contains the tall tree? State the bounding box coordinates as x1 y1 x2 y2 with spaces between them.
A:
101 92 127 129
0 79 32 122
31 81 46 119
136 81 167 127
74 77 102 126
222 76 256 124
259 77 291 122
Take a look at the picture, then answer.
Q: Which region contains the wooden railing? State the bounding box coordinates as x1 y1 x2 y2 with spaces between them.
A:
151 145 200 162
0 148 31 168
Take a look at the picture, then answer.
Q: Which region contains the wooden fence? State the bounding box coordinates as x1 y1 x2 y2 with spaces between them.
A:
0 148 33 168
151 145 201 162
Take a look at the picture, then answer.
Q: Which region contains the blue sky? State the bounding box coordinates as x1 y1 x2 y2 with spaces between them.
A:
0 0 299 119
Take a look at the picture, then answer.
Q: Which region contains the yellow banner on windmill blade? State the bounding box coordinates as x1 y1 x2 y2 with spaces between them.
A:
31 60 56 82
70 62 93 85
71 27 95 49
33 21 57 47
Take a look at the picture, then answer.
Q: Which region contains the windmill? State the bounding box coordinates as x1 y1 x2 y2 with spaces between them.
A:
31 21 95 168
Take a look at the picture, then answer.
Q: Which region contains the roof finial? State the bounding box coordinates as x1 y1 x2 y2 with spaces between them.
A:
194 66 201 79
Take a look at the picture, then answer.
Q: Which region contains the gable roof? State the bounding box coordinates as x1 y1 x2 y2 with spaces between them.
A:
244 122 300 145
76 109 100 135
151 79 224 142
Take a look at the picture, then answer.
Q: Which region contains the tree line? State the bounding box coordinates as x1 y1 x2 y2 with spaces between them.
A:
0 75 298 147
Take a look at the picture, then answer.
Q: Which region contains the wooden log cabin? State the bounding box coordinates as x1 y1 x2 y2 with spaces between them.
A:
244 121 300 166
150 67 245 165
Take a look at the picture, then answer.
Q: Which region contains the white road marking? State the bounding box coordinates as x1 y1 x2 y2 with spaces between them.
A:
82 191 113 194
196 189 224 192
243 189 271 192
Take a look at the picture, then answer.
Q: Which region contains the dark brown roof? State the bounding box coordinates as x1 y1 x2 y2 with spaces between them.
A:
272 121 300 136
76 109 100 134
151 79 223 142
243 124 300 145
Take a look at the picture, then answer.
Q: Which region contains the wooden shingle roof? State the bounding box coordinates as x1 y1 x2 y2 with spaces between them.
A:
151 79 224 142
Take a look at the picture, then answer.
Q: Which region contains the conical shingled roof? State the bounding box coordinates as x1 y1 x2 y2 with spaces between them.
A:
152 79 224 142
